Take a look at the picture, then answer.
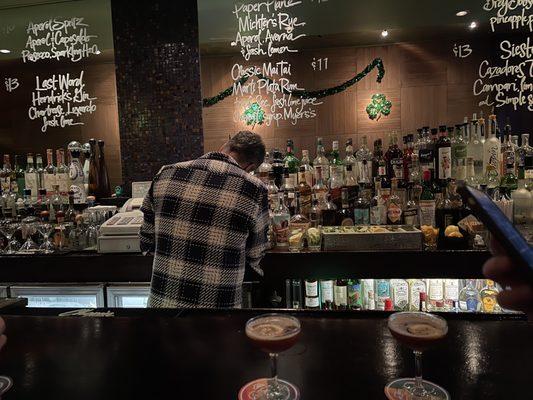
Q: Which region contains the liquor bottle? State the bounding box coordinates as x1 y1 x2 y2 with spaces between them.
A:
320 279 335 310
465 157 478 187
403 186 419 226
289 192 310 231
459 279 481 312
24 153 38 201
0 155 12 194
347 279 362 310
64 190 77 223
272 191 290 247
426 279 444 311
281 167 296 214
55 149 70 201
297 166 312 215
418 127 434 175
435 184 455 230
320 193 337 226
299 150 314 187
309 195 321 227
436 125 452 186
81 142 90 193
452 124 467 180
372 139 383 178
334 279 348 310
313 137 330 181
35 153 44 190
361 279 375 310
468 115 484 180
87 139 99 197
266 172 279 211
390 279 409 311
403 134 414 182
356 135 373 185
50 185 63 221
516 134 532 180
344 139 358 184
386 178 403 225
480 279 500 313
353 189 370 225
501 119 514 176
375 279 391 310
408 279 426 311
500 160 518 198
97 140 111 198
257 151 272 184
283 139 300 186
483 114 501 180
67 142 86 204
377 155 391 190
443 279 459 311
13 155 25 197
271 150 284 188
419 170 436 227
329 141 344 207
336 188 354 226
344 164 358 206
385 132 404 180
312 166 329 204
43 148 57 196
512 181 532 224
304 279 320 309
485 164 500 198
291 279 302 309
370 181 386 225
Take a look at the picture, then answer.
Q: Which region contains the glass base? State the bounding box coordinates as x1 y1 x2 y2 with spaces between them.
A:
239 378 299 400
0 376 12 395
385 378 449 400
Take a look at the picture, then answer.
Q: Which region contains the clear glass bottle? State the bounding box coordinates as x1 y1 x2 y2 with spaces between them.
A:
299 150 314 188
329 141 344 207
297 166 312 216
426 279 444 311
13 155 25 197
266 172 279 212
312 166 329 204
459 279 481 312
370 181 386 225
443 279 459 311
50 185 63 222
500 161 518 198
257 151 272 184
288 192 309 252
465 157 478 187
283 139 300 186
344 139 357 184
35 153 44 190
480 279 500 313
281 167 296 214
44 148 57 195
24 153 38 201
272 191 290 247
0 154 12 194
336 188 354 226
419 170 436 227
512 180 532 224
516 134 532 180
356 135 373 185
67 142 87 205
468 114 485 180
386 178 403 225
483 114 501 180
452 124 467 180
354 189 370 225
390 279 409 311
313 137 330 181
55 148 70 202
403 185 419 226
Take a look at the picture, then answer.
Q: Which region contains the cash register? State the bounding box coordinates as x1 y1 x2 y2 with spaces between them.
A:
97 182 150 253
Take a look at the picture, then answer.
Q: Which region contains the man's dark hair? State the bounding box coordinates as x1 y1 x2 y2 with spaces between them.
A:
226 131 266 167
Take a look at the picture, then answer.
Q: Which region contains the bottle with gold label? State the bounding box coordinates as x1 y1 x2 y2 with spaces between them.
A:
480 279 500 313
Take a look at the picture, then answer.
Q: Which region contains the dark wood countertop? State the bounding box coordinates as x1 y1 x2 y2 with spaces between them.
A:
0 309 529 399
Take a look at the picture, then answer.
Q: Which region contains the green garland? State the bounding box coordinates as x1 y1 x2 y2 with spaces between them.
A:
202 57 385 107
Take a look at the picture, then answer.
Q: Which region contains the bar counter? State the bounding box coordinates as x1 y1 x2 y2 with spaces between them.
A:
0 309 530 399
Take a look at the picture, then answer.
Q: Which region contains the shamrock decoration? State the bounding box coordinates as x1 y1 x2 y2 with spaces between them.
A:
366 93 392 121
242 102 265 129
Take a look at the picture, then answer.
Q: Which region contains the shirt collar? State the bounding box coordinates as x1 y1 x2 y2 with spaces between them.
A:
200 152 241 169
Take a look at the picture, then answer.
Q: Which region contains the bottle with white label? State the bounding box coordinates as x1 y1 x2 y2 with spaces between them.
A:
375 279 391 310
55 148 71 202
67 141 87 205
436 126 452 186
443 279 459 311
334 279 348 310
426 279 444 311
390 279 409 311
304 279 320 309
361 279 375 310
408 279 426 311
24 153 38 201
483 114 501 180
320 280 334 310
43 148 57 195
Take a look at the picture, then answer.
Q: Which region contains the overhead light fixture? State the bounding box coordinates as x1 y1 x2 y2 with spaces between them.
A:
0 49 11 54
381 29 389 38
456 10 469 17
469 21 478 29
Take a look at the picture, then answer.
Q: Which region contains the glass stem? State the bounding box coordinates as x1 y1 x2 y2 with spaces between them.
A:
269 352 279 386
414 350 424 392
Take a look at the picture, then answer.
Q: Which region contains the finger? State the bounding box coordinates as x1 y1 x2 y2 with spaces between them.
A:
497 286 533 314
0 317 5 335
482 257 522 286
0 335 6 351
489 238 507 256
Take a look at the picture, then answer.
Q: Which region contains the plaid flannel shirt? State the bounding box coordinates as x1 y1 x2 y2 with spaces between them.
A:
140 152 269 308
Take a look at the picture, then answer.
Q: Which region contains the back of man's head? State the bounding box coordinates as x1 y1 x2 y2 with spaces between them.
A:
222 131 266 169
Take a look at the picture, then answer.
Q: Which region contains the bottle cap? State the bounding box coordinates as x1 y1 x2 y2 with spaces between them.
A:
384 298 393 311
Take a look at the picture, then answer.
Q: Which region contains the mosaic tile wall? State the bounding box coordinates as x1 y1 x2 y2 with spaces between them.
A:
111 0 203 193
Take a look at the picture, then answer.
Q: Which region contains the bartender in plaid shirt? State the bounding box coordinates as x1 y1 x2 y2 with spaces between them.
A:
140 131 270 308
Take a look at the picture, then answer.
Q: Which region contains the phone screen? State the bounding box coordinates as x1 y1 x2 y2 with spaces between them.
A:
460 184 533 272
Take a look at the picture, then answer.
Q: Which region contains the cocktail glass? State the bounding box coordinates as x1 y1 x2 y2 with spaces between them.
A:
288 227 304 253
239 314 301 400
306 227 322 251
38 222 56 254
0 222 20 254
19 218 39 253
385 312 449 400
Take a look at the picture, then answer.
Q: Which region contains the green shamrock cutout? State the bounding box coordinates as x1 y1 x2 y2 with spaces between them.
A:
242 102 265 129
366 93 392 121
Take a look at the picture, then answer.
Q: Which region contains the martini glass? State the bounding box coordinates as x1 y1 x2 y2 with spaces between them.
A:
0 221 20 254
385 312 449 400
239 314 301 400
19 218 39 253
38 221 55 254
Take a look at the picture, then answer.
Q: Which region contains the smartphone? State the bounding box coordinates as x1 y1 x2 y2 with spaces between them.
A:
457 182 533 281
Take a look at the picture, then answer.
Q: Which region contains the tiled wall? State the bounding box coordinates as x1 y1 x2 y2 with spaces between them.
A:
111 0 203 193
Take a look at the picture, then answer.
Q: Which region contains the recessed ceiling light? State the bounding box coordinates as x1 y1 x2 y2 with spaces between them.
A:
469 21 478 29
456 10 469 17
381 29 389 38
0 49 11 54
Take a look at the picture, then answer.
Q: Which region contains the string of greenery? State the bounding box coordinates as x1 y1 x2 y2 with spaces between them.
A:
202 57 385 107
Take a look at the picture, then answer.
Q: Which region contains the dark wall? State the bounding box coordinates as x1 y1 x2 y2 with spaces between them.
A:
111 0 203 193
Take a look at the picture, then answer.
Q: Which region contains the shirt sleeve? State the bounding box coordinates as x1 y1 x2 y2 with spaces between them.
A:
139 179 156 254
246 186 270 276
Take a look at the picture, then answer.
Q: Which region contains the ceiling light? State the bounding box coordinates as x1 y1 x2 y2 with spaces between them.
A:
0 49 11 54
381 29 389 38
456 10 469 17
469 21 478 29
